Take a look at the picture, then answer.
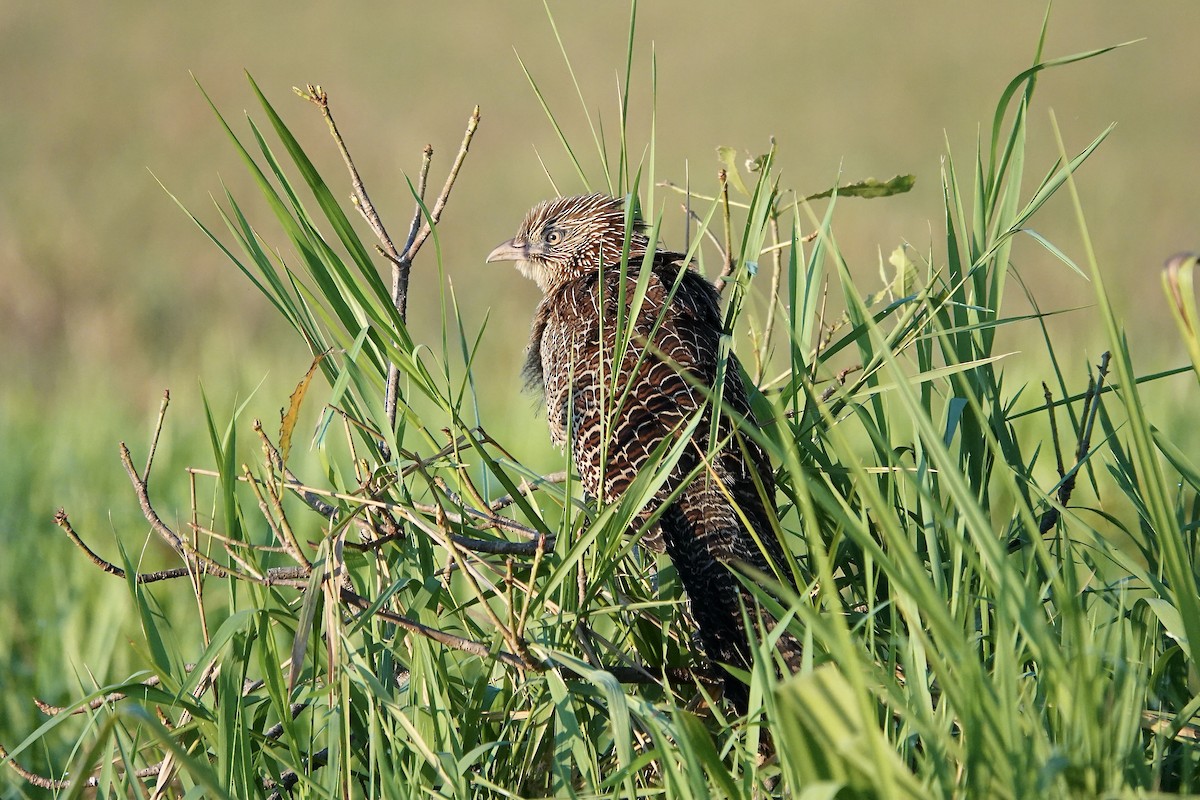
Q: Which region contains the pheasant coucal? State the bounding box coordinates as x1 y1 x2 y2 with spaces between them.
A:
487 193 800 711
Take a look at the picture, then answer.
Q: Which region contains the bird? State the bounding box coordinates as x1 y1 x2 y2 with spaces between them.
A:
487 193 800 712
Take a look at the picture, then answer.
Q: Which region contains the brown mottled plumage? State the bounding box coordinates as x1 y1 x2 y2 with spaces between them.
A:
488 193 799 711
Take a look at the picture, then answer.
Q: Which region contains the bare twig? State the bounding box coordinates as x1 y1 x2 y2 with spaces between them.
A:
338 587 537 671
404 145 435 250
401 107 480 264
674 203 725 256
488 471 569 512
443 529 541 670
383 107 480 430
298 85 480 436
254 425 313 568
756 209 786 384
0 743 164 791
144 389 170 479
34 672 172 716
818 365 864 403
810 277 831 384
1044 381 1067 490
684 159 691 252
299 85 397 254
190 463 550 556
60 495 306 586
1036 352 1111 536
148 661 219 800
120 442 188 555
714 169 735 293
55 510 192 583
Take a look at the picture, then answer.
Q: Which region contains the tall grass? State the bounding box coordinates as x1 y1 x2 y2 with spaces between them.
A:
4 7 1197 799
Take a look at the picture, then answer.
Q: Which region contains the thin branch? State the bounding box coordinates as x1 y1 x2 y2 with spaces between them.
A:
406 145 434 246
818 365 864 403
714 169 735 293
757 208 786 384
55 509 192 583
254 426 313 569
298 84 398 256
34 673 169 716
121 442 188 555
1036 352 1111 535
299 86 479 436
444 528 541 670
195 427 552 554
1044 381 1068 489
674 202 725 256
338 587 537 671
144 389 170 479
401 106 481 264
0 743 164 791
488 471 569 512
61 495 305 586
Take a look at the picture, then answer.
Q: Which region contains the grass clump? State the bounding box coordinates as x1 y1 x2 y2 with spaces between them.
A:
3 8 1197 799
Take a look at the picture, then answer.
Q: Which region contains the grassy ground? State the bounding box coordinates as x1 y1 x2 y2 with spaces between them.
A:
2 3 1199 797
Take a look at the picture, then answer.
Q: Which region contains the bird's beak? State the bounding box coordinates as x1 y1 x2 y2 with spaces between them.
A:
486 238 528 263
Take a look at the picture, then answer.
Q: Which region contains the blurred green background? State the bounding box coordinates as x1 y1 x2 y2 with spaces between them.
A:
1 0 1197 775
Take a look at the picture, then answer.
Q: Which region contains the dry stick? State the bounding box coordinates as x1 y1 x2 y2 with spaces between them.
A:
448 454 497 515
400 107 480 265
1037 352 1111 535
33 670 184 717
810 277 831 385
68 452 311 585
144 389 170 479
148 661 220 800
403 485 528 605
432 478 543 540
192 465 549 556
299 84 405 439
0 744 165 791
380 109 479 430
676 204 725 255
713 169 735 293
109 456 526 672
488 470 569 512
60 510 309 586
121 443 188 554
756 210 786 385
54 510 192 583
254 426 313 568
338 587 535 671
404 145 435 254
1076 352 1110 464
1044 381 1067 490
242 464 303 561
684 159 691 253
299 85 480 434
264 749 330 800
186 454 212 648
253 420 547 543
818 365 865 404
120 416 540 671
443 529 540 670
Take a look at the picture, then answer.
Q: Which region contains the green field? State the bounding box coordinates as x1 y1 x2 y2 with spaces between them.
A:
2 3 1198 797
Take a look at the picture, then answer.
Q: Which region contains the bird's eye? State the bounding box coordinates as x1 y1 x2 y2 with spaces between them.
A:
545 230 562 245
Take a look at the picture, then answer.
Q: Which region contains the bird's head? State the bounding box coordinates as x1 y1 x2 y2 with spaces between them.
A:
486 193 648 292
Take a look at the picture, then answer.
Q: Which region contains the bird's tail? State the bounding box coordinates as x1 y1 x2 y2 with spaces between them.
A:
657 484 802 713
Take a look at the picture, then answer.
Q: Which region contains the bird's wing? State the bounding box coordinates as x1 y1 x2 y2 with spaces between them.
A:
537 261 719 500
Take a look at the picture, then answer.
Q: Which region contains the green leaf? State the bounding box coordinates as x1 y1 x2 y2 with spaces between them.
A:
804 173 916 201
717 145 752 195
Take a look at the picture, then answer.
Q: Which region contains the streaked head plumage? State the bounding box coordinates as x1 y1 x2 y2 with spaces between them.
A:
486 193 648 291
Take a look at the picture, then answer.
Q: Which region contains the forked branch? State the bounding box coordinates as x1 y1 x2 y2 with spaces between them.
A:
297 85 480 431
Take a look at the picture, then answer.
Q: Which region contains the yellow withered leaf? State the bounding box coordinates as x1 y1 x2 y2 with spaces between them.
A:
280 352 327 466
